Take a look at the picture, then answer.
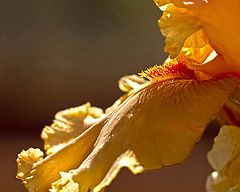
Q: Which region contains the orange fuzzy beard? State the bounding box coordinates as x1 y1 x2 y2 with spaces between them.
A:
139 60 196 81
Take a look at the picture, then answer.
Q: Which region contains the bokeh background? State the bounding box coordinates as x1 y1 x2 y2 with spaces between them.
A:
0 0 217 191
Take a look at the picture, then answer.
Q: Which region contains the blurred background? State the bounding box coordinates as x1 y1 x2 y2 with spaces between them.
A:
0 0 216 191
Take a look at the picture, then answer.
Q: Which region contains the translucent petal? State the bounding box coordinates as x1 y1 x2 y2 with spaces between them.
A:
183 29 208 49
50 77 238 192
22 120 105 192
41 103 104 155
154 0 188 9
180 29 213 63
159 4 202 58
157 0 240 73
207 126 240 192
118 75 147 93
154 0 172 9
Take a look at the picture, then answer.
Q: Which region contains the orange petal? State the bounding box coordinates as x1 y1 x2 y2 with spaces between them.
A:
186 55 239 80
198 0 240 71
157 0 240 72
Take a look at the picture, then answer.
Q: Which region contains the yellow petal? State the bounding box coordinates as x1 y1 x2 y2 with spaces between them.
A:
21 120 105 192
118 74 148 93
207 126 240 192
162 29 213 73
154 0 187 9
41 103 104 155
16 148 44 181
20 75 147 191
50 172 79 192
106 75 148 113
181 30 213 63
183 29 208 49
159 4 202 58
50 76 238 192
153 0 170 7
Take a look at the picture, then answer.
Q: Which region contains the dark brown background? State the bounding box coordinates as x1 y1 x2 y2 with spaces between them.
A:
0 0 216 191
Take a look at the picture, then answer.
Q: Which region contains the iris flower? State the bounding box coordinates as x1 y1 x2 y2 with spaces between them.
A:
17 0 240 192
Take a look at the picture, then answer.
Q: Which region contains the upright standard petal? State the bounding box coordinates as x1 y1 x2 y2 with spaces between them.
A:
155 0 240 74
50 75 238 192
207 126 240 192
197 0 240 71
159 4 202 58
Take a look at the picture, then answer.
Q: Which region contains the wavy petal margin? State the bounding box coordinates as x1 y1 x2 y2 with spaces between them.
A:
16 148 43 181
45 77 237 192
207 126 240 192
17 119 106 192
158 4 203 58
17 73 239 192
41 103 104 155
156 0 240 74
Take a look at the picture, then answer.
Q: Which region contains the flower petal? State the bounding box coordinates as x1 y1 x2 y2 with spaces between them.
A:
118 75 148 93
106 75 148 113
21 120 105 192
159 4 202 58
181 30 213 63
185 55 237 80
50 172 80 192
157 0 240 72
207 125 240 192
154 0 187 9
41 103 104 155
217 88 240 126
16 148 44 181
183 29 208 49
50 77 238 192
198 0 240 71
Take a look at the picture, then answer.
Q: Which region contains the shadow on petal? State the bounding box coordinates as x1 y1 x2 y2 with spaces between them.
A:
49 77 238 192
